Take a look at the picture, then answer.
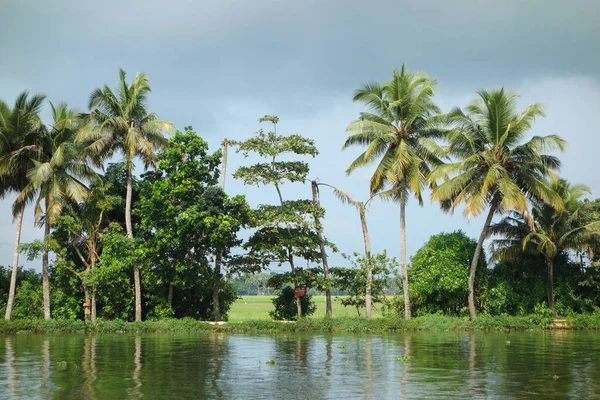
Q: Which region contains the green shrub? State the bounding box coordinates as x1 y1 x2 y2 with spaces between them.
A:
269 286 316 320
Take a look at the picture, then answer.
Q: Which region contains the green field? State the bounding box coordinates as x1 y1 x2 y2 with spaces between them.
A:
228 295 385 321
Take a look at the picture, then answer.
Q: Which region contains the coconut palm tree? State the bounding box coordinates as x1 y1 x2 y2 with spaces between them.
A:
431 88 565 319
77 69 174 321
490 178 600 316
18 102 98 319
0 91 46 320
318 183 376 318
343 64 445 319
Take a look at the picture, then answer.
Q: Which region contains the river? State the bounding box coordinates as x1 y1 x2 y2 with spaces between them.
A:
1 331 599 399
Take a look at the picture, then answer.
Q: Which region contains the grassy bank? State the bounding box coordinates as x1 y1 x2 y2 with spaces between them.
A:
2 313 600 334
229 295 385 320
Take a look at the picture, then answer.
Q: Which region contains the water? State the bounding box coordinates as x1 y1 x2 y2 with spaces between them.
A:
1 331 599 399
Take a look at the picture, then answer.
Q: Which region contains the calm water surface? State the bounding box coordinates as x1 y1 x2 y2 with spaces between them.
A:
1 331 599 399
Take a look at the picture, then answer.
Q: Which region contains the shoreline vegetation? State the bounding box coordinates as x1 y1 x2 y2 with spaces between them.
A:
2 314 600 334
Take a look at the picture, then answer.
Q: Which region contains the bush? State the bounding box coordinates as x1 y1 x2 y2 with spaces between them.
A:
269 286 316 320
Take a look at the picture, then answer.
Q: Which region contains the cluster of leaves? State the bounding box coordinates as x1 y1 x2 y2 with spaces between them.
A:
409 231 486 316
269 286 316 321
330 251 397 316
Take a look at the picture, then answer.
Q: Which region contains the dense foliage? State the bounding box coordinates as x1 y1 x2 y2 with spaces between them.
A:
409 231 486 316
3 66 600 325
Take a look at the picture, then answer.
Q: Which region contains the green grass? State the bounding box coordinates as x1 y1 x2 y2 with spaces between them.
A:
228 295 385 321
2 314 600 334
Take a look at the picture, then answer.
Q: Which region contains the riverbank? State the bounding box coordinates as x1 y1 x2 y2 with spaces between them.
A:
2 314 600 334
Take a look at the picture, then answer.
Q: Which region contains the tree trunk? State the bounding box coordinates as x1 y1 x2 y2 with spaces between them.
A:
91 290 97 322
360 207 373 320
5 208 24 320
83 286 90 323
126 164 142 322
212 143 227 322
547 257 558 317
167 283 174 306
220 140 228 190
90 257 97 322
399 201 411 319
468 200 498 320
311 181 331 318
42 212 51 320
213 255 222 321
289 252 303 319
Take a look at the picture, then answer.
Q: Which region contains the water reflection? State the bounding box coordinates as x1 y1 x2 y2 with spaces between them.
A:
127 336 142 399
5 336 17 398
1 331 600 399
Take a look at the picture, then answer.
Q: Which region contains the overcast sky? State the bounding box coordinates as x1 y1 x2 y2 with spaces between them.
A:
1 0 599 271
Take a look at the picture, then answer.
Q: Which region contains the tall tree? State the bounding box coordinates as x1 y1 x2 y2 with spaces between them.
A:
318 184 376 318
310 181 332 317
51 182 119 321
0 91 46 320
233 116 325 319
431 88 565 319
343 65 444 319
139 127 248 320
20 102 97 319
78 69 174 321
490 178 600 316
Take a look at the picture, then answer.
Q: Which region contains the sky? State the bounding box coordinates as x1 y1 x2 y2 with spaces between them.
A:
1 0 599 271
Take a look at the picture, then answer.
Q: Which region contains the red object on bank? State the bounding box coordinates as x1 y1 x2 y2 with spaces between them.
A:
294 286 307 298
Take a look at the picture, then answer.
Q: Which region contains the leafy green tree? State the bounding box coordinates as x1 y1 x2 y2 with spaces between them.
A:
50 182 119 321
431 88 565 319
233 115 327 319
94 225 136 320
138 127 249 320
330 251 396 317
490 178 600 315
20 103 97 319
78 68 174 321
0 91 46 320
409 231 486 316
343 65 444 319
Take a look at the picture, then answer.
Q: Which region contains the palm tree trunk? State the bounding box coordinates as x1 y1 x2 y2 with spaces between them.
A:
212 256 222 321
212 143 228 322
42 212 51 320
360 206 373 320
399 201 411 319
546 257 558 317
468 200 498 320
312 181 331 318
220 140 228 189
4 208 24 320
91 258 97 322
126 164 142 322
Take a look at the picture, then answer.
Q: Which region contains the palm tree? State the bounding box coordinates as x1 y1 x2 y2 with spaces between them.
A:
321 184 376 318
78 69 174 321
18 102 98 319
431 88 565 319
490 178 600 316
343 64 444 319
0 91 46 320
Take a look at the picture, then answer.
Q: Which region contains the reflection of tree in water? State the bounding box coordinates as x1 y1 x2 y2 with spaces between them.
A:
126 336 142 399
82 336 97 400
41 338 50 400
399 335 411 400
5 337 17 398
268 335 329 400
207 332 225 399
